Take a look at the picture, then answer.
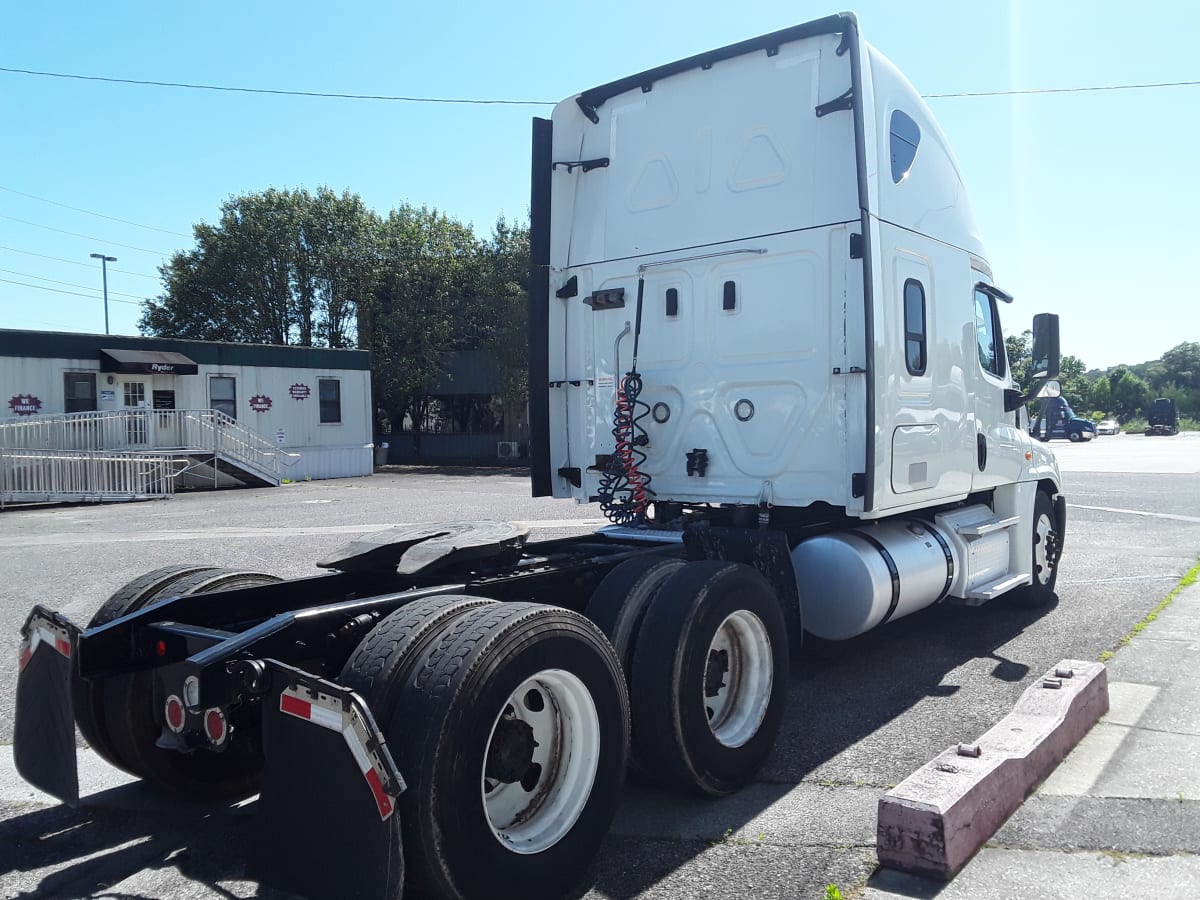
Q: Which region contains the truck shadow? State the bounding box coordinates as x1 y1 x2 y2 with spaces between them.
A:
587 594 1061 898
0 785 297 899
2 597 1058 900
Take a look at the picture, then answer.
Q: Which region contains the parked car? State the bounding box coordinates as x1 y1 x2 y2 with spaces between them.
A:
1096 418 1120 435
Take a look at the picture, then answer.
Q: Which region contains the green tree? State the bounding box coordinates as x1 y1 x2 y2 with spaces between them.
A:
140 187 379 347
1057 354 1091 411
1106 367 1151 419
362 204 484 444
1158 341 1200 391
1006 330 1032 389
477 216 530 419
1088 375 1112 415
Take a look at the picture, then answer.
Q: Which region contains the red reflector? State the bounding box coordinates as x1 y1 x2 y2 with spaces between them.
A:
155 640 168 657
280 693 311 719
18 645 32 671
365 766 393 819
165 696 185 731
205 709 226 743
55 636 71 658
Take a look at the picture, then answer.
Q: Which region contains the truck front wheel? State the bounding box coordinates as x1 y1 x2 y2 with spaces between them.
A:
1008 491 1061 608
630 561 788 796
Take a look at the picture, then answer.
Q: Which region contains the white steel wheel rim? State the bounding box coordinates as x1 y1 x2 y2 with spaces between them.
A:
481 669 600 855
1033 513 1054 584
704 610 773 748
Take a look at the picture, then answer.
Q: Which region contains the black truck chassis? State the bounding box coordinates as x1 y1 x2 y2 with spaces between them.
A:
14 520 796 899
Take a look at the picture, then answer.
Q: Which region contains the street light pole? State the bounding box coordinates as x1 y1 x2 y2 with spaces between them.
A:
89 253 117 334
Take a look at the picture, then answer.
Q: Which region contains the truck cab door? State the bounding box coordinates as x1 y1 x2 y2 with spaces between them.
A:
970 281 1023 488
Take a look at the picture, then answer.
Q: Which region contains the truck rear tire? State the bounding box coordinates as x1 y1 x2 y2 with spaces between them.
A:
100 568 282 798
386 602 629 900
1008 491 1061 608
585 556 684 774
338 594 499 725
74 565 222 770
630 561 788 796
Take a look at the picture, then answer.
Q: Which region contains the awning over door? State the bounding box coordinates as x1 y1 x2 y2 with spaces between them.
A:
99 348 199 375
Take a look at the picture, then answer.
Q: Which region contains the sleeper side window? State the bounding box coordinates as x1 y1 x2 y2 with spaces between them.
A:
903 279 926 375
890 110 921 184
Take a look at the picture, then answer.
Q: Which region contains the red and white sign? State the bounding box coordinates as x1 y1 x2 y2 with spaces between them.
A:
249 394 273 413
289 383 311 400
8 395 42 416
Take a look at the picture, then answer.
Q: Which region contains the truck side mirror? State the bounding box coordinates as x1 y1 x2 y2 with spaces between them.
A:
1030 314 1060 379
1036 380 1061 399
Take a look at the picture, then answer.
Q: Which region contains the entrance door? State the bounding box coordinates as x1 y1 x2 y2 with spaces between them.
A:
123 380 149 446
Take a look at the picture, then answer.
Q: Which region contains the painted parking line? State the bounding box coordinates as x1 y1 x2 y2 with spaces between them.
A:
1070 504 1200 525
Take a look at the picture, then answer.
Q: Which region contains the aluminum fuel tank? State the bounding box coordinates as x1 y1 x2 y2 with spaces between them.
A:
791 519 954 640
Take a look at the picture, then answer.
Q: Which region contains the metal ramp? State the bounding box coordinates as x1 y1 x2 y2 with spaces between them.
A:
0 448 178 507
0 410 291 504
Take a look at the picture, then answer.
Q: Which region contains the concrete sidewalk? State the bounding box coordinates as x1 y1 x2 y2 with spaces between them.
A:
864 581 1200 899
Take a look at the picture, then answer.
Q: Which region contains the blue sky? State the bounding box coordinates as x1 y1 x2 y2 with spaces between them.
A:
1 1 1196 370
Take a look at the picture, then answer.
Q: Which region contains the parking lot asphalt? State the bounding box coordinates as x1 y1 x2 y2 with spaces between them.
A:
0 434 1197 899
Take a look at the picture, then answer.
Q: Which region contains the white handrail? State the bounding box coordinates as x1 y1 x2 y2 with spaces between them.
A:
0 409 282 479
0 447 178 507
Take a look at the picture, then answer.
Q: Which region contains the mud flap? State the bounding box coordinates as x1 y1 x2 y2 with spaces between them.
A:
14 606 81 807
252 661 406 900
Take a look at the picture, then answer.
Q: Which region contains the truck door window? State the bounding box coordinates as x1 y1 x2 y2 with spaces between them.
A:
903 279 926 375
973 288 1006 379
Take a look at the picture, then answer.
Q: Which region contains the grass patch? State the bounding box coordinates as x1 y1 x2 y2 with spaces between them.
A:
1097 558 1200 661
1119 417 1200 433
710 827 765 848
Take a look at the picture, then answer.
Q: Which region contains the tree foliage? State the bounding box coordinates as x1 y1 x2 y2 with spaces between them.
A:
362 204 484 438
141 188 533 441
476 216 531 409
141 187 377 347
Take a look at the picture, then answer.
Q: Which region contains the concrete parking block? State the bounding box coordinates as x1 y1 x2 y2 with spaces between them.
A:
876 659 1108 879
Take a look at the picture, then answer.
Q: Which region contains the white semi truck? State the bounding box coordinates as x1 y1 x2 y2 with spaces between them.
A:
15 13 1064 900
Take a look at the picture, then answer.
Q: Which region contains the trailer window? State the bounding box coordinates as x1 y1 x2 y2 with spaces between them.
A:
890 110 921 184
319 378 342 424
903 279 926 375
973 288 1006 379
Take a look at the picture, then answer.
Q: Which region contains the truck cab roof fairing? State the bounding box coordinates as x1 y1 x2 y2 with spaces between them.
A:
573 14 857 123
862 44 986 260
547 16 866 271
